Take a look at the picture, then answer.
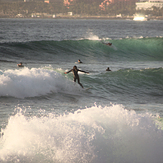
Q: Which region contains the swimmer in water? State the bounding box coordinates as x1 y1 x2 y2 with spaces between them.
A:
105 43 112 46
78 59 82 63
17 62 24 67
64 65 89 88
106 67 111 71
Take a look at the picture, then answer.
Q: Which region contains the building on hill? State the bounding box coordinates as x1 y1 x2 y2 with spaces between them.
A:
136 0 163 10
63 0 137 5
99 0 138 10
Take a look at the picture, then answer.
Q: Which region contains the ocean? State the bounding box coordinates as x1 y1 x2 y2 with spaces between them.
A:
0 18 163 163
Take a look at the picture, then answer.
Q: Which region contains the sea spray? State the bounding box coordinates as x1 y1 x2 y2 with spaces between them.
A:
0 67 81 98
0 104 163 163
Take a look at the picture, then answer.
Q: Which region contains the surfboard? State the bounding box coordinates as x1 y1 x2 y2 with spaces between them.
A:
85 87 92 91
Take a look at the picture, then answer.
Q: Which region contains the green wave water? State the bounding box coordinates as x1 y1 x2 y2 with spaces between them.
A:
1 37 163 62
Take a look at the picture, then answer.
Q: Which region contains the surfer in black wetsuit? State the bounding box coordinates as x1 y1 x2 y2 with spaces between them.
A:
78 59 82 63
106 67 111 71
17 62 24 67
105 43 112 46
64 65 89 88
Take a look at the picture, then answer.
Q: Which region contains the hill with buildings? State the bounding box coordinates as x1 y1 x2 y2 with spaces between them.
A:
0 0 163 18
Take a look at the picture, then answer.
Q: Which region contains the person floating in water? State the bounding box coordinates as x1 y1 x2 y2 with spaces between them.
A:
78 59 82 63
64 65 89 88
17 62 24 67
105 42 112 46
106 67 111 71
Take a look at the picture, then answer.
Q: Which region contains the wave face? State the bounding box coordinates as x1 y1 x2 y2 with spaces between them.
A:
0 37 163 104
1 37 163 63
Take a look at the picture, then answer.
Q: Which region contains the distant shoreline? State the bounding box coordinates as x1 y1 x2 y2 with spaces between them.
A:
0 15 163 20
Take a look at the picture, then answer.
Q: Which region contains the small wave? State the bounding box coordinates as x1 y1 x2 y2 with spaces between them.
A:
0 60 15 63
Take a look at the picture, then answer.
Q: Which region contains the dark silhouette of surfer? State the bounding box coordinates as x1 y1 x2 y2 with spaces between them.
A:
105 43 112 46
106 67 111 71
78 59 82 63
17 62 24 67
64 65 89 88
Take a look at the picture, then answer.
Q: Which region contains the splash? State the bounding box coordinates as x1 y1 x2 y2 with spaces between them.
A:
0 67 80 98
85 31 101 41
0 104 163 163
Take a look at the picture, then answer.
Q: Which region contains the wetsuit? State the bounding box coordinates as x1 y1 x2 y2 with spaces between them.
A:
102 42 112 46
66 68 87 88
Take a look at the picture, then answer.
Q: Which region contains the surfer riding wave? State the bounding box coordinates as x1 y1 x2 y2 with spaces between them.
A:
64 66 89 88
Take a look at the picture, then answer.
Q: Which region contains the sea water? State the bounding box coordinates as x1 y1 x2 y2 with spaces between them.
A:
0 19 163 163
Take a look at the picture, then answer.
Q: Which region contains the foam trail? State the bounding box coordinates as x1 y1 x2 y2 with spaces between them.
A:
0 104 163 163
0 67 80 98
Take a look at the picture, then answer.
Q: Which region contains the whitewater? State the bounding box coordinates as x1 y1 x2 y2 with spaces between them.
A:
0 18 163 163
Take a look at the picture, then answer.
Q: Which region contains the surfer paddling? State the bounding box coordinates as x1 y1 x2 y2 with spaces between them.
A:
17 62 24 67
106 67 111 71
105 42 112 46
78 59 82 63
102 41 112 46
64 65 89 88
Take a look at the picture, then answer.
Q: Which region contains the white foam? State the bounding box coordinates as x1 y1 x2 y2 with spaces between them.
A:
0 104 163 163
0 67 80 98
85 32 101 41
